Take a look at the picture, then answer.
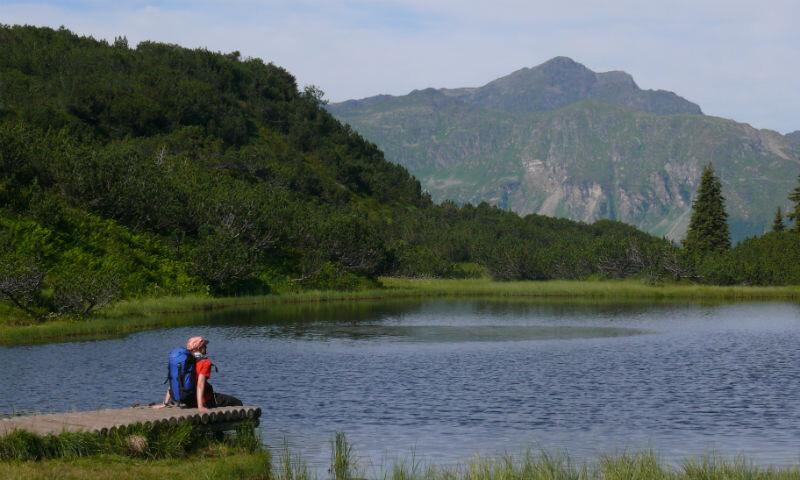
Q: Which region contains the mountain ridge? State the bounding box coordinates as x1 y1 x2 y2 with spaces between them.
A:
335 56 703 117
328 57 799 241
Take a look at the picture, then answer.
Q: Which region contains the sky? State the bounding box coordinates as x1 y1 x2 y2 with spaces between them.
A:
2 0 798 133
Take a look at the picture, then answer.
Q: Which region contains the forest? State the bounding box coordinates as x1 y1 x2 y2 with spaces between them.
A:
1 25 799 319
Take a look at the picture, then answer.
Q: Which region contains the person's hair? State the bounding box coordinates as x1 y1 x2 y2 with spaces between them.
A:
186 336 208 351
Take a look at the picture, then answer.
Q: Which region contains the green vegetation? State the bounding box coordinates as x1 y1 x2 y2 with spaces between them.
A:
685 170 800 285
0 453 269 480
789 174 800 232
697 231 800 285
0 25 693 320
380 278 800 300
392 451 800 480
0 422 260 461
3 278 800 346
2 25 800 330
773 207 786 232
0 422 268 479
683 164 731 256
5 430 800 480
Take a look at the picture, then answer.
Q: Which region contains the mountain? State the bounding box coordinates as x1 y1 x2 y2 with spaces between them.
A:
328 57 800 241
788 131 800 149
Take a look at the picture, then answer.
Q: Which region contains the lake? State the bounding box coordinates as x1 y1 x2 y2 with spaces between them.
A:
2 299 800 471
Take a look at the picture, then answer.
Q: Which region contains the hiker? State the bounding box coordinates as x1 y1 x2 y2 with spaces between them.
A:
155 336 243 410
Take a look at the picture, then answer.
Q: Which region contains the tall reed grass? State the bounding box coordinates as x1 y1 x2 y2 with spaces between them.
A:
279 438 311 480
331 431 356 480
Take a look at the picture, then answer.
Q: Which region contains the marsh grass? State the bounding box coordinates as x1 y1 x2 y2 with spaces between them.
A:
331 431 357 480
380 449 800 480
102 290 399 318
598 451 669 479
3 278 800 346
679 454 800 480
381 278 800 301
0 452 272 480
6 430 800 479
278 438 311 480
388 450 590 480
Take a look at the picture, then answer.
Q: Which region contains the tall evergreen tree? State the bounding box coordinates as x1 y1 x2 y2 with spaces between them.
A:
788 174 800 232
683 164 731 255
773 207 785 232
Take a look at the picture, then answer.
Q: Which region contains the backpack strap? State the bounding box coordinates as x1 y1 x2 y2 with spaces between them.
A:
177 361 184 402
178 355 198 404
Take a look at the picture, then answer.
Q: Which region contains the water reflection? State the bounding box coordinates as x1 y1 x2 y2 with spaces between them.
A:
272 324 645 342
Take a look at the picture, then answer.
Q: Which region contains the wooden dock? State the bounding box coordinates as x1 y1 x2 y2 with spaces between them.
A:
0 406 261 436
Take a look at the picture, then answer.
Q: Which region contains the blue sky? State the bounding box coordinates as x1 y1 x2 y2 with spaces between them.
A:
2 0 798 133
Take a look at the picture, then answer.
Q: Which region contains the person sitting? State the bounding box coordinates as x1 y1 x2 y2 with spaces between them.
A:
156 336 242 410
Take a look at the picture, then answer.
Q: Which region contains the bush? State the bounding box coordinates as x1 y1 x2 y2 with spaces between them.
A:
448 262 488 279
391 243 454 278
49 265 121 316
0 250 45 319
299 262 378 291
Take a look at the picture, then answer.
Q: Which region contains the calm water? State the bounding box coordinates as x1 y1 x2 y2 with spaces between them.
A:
3 300 800 470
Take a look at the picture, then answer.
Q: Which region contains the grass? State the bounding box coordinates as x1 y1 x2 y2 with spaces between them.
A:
0 421 270 480
278 438 311 480
322 438 800 480
0 421 261 461
331 432 356 480
2 278 800 346
5 430 800 479
0 452 271 480
420 450 800 479
380 278 800 301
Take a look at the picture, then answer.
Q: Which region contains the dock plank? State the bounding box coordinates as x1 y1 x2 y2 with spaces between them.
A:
0 406 261 436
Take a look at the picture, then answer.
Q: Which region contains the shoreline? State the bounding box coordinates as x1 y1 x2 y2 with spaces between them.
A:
2 278 799 347
4 430 800 479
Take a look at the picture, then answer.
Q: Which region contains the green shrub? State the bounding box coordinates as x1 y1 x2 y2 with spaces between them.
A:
300 262 378 291
448 262 488 279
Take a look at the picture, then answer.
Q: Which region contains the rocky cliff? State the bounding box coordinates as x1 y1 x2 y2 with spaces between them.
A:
329 58 800 241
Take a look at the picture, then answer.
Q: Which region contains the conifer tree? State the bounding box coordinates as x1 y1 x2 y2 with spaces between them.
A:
788 174 800 232
773 207 785 232
683 164 730 255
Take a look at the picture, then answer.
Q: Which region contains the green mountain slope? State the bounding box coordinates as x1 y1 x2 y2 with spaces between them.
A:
328 58 799 241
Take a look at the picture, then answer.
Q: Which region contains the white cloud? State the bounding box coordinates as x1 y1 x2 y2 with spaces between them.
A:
1 0 798 132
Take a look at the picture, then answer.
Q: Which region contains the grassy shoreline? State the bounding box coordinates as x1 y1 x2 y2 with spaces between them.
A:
4 429 800 480
0 421 268 479
7 452 800 480
2 278 800 347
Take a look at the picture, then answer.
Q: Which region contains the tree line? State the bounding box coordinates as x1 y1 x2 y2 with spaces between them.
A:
682 164 800 284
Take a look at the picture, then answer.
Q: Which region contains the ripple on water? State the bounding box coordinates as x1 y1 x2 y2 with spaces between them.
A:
308 325 647 342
